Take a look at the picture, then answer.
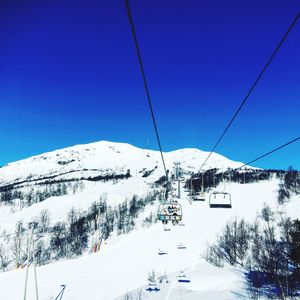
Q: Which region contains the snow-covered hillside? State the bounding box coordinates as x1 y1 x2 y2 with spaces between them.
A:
0 141 298 299
1 179 298 300
0 140 245 232
0 140 244 187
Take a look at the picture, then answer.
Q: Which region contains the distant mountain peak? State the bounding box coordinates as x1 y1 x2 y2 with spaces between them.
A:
0 140 245 187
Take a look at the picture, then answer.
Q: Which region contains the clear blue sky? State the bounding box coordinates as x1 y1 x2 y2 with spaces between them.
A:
0 0 299 169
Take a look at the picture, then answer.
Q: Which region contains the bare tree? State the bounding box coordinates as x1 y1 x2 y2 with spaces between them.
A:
135 288 144 300
147 270 157 282
0 245 9 271
39 209 50 233
123 292 133 300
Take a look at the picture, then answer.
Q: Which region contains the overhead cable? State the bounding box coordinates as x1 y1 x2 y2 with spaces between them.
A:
198 12 300 172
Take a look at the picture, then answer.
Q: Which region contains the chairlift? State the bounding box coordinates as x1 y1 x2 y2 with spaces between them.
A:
158 200 182 225
177 243 186 249
209 192 232 208
146 281 160 292
193 191 205 201
177 271 191 283
158 249 168 255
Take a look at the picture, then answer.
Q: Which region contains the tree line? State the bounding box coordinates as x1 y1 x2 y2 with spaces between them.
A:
0 190 160 272
205 206 300 299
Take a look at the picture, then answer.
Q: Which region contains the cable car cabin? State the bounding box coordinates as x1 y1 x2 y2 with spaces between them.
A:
158 201 182 225
209 192 232 208
193 192 205 201
177 271 190 283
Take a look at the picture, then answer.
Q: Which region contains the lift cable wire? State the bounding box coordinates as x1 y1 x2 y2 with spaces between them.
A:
0 228 30 239
124 5 184 297
236 136 300 170
124 0 168 181
0 232 19 239
196 136 300 178
198 12 300 173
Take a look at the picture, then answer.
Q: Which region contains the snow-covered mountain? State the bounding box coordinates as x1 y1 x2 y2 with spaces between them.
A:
0 140 246 232
0 141 297 300
0 140 244 188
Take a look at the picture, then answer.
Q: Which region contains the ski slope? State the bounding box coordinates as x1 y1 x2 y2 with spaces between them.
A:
0 178 288 300
0 175 152 232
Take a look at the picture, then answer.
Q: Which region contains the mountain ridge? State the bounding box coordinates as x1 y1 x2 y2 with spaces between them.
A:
0 140 246 187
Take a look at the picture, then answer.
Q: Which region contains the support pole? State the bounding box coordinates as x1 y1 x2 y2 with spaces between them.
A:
32 229 39 300
23 233 31 300
23 224 40 300
213 170 216 188
174 162 181 198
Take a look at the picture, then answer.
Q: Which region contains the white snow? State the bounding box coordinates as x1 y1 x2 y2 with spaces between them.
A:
0 140 245 187
0 141 298 299
1 178 297 299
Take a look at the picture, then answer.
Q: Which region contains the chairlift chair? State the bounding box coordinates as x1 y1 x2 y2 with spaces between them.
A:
158 249 168 255
193 191 205 201
146 281 160 292
177 271 191 283
209 192 232 208
177 243 186 249
158 201 182 225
